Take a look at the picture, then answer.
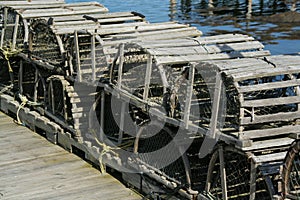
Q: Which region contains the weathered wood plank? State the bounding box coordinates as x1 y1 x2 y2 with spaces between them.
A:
252 151 287 164
242 137 294 151
3 3 65 9
102 31 202 49
196 35 255 45
212 55 300 71
238 78 300 93
261 55 300 65
242 96 300 107
232 64 300 81
155 50 270 65
147 41 264 56
0 0 64 7
96 23 191 35
53 16 147 27
110 26 201 38
51 11 140 22
0 112 141 200
21 7 108 19
239 125 300 140
213 58 263 70
241 111 300 125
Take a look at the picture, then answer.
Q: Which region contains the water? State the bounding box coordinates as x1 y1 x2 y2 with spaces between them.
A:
67 0 300 55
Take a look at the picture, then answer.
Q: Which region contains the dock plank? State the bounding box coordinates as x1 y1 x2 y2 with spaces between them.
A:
0 112 141 200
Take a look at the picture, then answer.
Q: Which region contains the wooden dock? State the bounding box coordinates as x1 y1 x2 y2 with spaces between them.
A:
0 112 141 200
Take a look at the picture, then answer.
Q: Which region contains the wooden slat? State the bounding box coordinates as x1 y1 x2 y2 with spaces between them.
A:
242 137 294 151
252 151 287 164
239 125 300 140
102 37 193 47
0 0 64 7
102 29 202 45
232 64 300 81
11 3 106 13
110 27 201 38
155 50 270 65
211 58 264 71
135 34 255 49
196 34 255 45
207 55 300 81
221 62 272 76
241 111 300 125
21 7 100 14
241 96 300 107
205 40 264 52
132 39 199 49
2 3 65 10
147 41 264 56
197 33 253 41
53 24 100 34
238 79 300 93
261 55 300 66
53 16 144 27
52 16 147 34
96 22 190 35
51 11 139 22
21 7 108 19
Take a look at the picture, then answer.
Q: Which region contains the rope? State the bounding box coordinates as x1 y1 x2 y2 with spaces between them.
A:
0 84 13 95
0 46 21 73
14 94 42 125
15 94 28 125
89 129 120 174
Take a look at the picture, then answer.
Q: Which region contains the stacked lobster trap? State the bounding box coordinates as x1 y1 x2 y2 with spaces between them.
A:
0 1 299 200
106 41 300 199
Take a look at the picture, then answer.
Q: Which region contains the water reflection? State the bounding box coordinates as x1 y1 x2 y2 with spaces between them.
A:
171 0 300 54
170 0 177 21
68 0 300 54
174 0 299 17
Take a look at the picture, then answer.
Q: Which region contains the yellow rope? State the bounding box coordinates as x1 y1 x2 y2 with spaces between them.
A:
0 84 13 95
14 94 42 125
0 45 21 73
15 95 28 125
89 129 120 173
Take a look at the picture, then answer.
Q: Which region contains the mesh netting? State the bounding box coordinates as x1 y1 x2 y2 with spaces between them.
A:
72 34 108 81
289 153 300 198
208 148 270 200
3 10 25 49
239 74 298 117
48 79 65 119
187 138 210 191
31 20 62 64
137 126 188 185
284 141 300 199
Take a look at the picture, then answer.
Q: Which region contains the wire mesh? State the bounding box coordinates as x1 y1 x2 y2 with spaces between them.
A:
208 148 270 200
137 126 188 186
289 153 300 198
285 143 300 199
239 74 298 117
31 20 62 64
48 79 65 119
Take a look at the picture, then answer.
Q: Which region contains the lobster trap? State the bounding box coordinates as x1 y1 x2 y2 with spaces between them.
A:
105 40 300 199
0 1 300 199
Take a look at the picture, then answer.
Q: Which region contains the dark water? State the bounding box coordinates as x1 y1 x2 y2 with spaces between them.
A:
68 0 300 55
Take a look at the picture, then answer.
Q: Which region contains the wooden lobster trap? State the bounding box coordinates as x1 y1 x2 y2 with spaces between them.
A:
11 10 202 133
0 1 108 96
0 0 108 50
2 1 300 199
103 40 300 199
